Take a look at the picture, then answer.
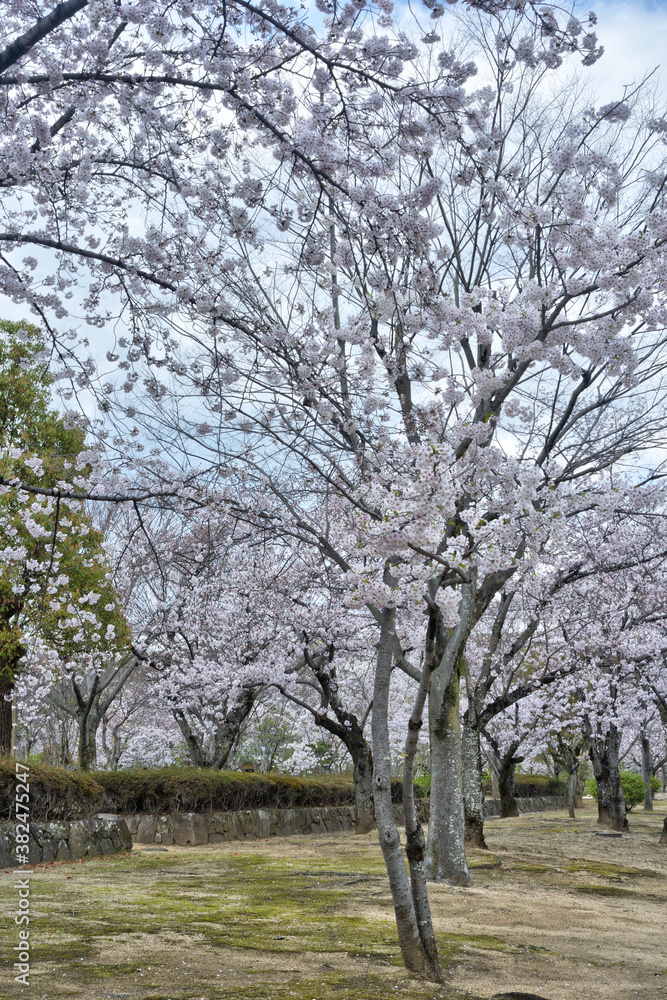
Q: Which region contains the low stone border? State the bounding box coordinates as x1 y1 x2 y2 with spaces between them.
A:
0 815 133 868
484 795 568 817
117 796 566 848
124 805 359 846
0 794 568 864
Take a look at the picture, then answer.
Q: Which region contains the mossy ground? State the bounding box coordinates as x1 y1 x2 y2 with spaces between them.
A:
1 800 666 1000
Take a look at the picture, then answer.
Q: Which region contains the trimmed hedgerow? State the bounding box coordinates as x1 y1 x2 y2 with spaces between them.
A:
0 760 105 822
94 768 357 815
0 764 423 822
482 772 567 798
95 768 419 814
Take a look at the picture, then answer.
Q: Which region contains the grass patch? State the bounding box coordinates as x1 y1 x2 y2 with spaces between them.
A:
0 848 469 998
565 860 664 880
574 883 638 897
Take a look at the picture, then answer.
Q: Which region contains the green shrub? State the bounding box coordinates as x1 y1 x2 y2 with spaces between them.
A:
481 772 567 798
586 771 649 810
585 777 598 799
650 775 661 795
0 761 105 822
621 771 646 810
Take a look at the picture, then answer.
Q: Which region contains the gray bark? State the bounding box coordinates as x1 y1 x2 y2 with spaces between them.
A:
353 741 375 834
567 766 578 819
173 687 256 769
402 607 441 966
426 663 471 884
488 752 501 799
641 732 653 811
589 725 627 831
498 755 520 818
462 706 488 848
372 606 442 982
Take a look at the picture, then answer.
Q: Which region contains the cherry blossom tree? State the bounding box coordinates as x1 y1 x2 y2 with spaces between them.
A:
4 1 667 985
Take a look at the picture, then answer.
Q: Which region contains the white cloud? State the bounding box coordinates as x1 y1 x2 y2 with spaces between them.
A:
585 1 667 102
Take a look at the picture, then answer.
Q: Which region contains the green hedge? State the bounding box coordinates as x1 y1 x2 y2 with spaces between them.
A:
1 764 417 821
95 768 361 815
0 761 105 822
482 773 567 798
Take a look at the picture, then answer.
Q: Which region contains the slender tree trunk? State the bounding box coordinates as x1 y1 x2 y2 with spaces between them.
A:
641 733 653 811
10 690 18 759
575 755 586 807
426 663 471 885
462 707 487 849
372 607 442 982
352 740 375 833
498 756 519 818
660 817 667 845
402 616 440 969
0 676 12 757
488 751 501 800
59 718 71 767
567 765 578 819
590 726 627 830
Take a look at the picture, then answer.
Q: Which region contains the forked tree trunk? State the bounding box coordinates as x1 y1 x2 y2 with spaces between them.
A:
372 607 442 982
641 733 653 811
462 707 488 849
426 663 471 885
590 725 627 831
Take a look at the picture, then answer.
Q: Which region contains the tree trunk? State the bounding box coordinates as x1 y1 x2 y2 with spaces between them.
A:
173 709 206 767
641 733 653 811
426 663 472 885
660 816 667 846
213 688 256 769
488 751 501 800
372 606 442 982
10 690 17 759
590 726 627 830
78 710 99 771
352 740 375 833
0 675 12 757
498 756 520 818
462 706 487 849
567 766 578 819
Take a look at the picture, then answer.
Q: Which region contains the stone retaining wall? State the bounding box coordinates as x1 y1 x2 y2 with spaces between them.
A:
484 795 567 817
119 795 566 848
125 805 359 845
0 795 567 865
0 815 133 868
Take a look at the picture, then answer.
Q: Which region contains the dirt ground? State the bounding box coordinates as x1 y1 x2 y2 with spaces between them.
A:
1 799 666 1000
